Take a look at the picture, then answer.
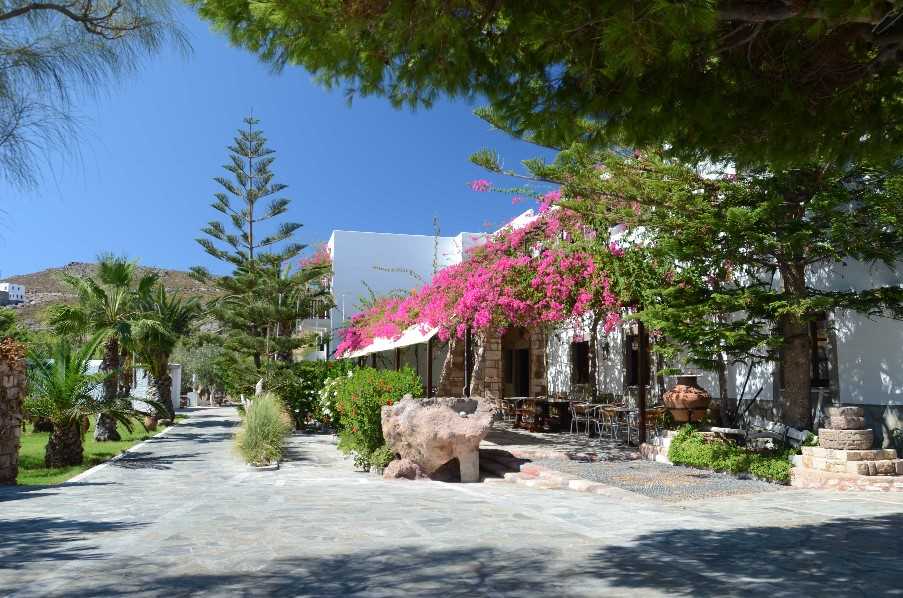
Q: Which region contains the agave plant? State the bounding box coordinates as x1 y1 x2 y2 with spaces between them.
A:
26 334 159 468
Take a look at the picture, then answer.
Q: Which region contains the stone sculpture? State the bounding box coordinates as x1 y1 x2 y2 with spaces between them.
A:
381 396 493 482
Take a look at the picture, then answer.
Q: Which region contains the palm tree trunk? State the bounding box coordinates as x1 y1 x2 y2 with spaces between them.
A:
45 420 84 468
0 342 26 485
146 371 174 420
156 372 174 420
95 337 122 442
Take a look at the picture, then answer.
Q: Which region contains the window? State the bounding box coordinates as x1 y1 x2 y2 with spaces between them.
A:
571 341 590 384
811 313 832 388
625 333 649 387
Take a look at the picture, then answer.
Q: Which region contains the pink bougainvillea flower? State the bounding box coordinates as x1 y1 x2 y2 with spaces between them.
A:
608 241 625 257
334 206 626 357
469 179 491 192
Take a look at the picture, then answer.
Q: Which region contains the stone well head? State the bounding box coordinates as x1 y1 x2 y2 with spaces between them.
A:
381 395 494 482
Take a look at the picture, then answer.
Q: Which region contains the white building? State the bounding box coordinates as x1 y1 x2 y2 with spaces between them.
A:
546 258 903 446
0 283 25 303
317 226 485 356
86 360 182 414
329 210 903 446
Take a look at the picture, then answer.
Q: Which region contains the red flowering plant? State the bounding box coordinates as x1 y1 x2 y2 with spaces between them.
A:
333 367 423 469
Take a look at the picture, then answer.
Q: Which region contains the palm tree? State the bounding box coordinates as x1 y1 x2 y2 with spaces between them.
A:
25 334 147 467
133 285 202 420
47 255 157 441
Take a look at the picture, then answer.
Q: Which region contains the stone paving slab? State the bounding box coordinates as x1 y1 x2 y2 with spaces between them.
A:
1 407 902 597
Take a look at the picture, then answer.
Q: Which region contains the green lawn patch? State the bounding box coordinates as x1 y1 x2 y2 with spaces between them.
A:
16 418 173 486
667 424 794 484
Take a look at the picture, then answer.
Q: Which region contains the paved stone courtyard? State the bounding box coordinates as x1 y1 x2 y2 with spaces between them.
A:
2 407 902 597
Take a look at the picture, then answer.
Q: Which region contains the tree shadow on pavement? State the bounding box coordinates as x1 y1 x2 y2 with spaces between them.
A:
60 545 565 597
0 516 146 575
0 482 115 502
580 512 903 596
110 452 201 470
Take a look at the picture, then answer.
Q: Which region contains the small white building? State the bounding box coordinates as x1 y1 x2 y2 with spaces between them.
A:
86 360 182 414
0 283 25 304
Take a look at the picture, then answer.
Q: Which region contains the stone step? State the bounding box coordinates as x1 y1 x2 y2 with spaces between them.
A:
801 455 902 475
801 447 898 461
846 459 903 476
515 475 566 490
792 467 903 492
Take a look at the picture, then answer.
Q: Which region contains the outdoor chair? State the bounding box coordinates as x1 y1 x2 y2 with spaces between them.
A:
569 402 593 435
597 405 621 440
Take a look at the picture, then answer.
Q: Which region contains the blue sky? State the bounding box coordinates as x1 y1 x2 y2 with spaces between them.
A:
0 8 553 278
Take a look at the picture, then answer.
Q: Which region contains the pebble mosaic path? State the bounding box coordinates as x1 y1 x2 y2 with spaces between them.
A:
2 407 902 597
531 459 782 501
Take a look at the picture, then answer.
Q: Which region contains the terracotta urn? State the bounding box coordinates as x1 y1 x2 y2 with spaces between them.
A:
662 374 711 423
144 415 159 431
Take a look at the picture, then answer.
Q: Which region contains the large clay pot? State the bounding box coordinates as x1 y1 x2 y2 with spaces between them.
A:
663 374 711 423
144 415 158 431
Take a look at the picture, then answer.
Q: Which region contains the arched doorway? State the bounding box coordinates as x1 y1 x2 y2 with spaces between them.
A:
502 328 531 397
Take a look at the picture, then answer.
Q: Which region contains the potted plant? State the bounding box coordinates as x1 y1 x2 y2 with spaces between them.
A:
662 374 711 423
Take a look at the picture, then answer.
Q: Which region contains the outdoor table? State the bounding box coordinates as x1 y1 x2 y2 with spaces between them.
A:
501 397 572 432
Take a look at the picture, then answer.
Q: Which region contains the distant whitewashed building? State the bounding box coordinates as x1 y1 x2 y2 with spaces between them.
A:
0 283 24 304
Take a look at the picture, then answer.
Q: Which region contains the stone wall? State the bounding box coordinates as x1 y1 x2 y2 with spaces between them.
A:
436 328 548 399
436 337 467 397
0 338 27 485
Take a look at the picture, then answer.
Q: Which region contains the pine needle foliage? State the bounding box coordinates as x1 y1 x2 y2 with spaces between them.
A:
192 115 333 374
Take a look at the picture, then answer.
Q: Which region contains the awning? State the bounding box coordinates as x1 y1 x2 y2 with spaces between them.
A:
345 325 439 359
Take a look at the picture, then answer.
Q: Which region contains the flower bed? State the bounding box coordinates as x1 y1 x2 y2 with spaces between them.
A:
667 425 793 484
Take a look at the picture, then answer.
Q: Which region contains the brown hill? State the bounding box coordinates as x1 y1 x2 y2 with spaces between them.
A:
1 262 219 329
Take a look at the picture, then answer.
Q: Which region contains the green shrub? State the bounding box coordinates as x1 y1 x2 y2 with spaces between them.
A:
370 445 396 469
333 367 422 468
263 360 356 427
235 393 293 466
668 424 792 483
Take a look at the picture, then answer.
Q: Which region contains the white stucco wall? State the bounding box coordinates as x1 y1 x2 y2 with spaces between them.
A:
328 230 484 326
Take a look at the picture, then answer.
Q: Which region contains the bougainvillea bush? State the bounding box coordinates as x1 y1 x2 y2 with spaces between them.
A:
333 368 423 469
335 202 630 357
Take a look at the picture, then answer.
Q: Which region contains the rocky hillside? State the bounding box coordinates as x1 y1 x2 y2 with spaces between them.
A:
1 262 218 329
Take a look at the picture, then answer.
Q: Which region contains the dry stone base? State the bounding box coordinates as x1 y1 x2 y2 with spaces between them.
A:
818 428 873 450
825 416 865 430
